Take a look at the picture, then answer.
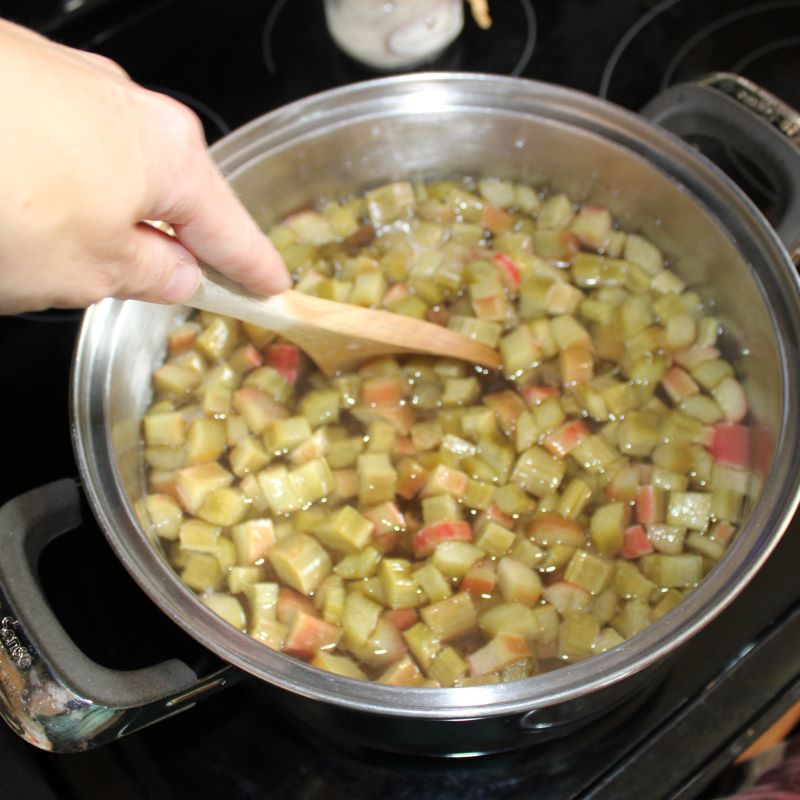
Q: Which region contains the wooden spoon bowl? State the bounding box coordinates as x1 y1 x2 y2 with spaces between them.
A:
187 269 502 377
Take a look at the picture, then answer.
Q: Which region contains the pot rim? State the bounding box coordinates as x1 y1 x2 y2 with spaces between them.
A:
73 72 800 719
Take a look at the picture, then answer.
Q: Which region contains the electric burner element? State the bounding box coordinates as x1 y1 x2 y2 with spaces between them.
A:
146 84 231 143
599 0 800 228
261 0 536 105
599 0 800 111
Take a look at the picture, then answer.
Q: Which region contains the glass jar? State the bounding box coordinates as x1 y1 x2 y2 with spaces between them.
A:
323 0 465 71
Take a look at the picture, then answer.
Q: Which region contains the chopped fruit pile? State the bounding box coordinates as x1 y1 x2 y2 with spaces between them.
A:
137 177 757 687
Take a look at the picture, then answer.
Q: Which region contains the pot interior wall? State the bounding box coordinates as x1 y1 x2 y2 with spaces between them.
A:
113 108 780 509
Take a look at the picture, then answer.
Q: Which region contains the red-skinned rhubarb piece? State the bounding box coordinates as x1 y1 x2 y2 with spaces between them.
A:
485 390 527 432
383 608 418 631
266 344 301 385
361 374 404 406
412 520 473 558
229 343 264 373
494 252 523 290
674 345 720 371
520 385 561 406
482 205 515 235
283 612 340 659
635 485 666 525
544 419 590 457
482 504 516 529
461 559 497 596
382 282 411 307
710 519 736 545
363 501 406 534
662 366 700 403
277 587 317 626
620 524 654 559
710 423 752 469
467 632 531 676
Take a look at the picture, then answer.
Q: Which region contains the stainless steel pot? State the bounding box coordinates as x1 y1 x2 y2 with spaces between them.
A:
2 72 800 755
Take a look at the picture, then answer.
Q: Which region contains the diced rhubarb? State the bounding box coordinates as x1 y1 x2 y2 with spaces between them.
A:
347 617 408 669
710 423 752 469
378 655 425 686
467 633 531 676
421 464 470 498
231 519 275 566
472 292 509 322
383 608 418 631
606 465 639 503
167 322 201 354
541 581 591 614
559 345 594 386
351 404 416 436
382 282 411 308
412 520 472 558
570 205 612 250
661 366 700 403
266 344 301 385
526 514 586 548
420 592 478 641
363 501 407 534
533 229 579 261
544 419 590 457
520 385 561 406
494 252 523 291
332 468 359 502
481 503 516 530
620 524 655 559
712 377 748 423
482 205 515 235
361 374 404 406
484 391 527 434
710 519 737 545
228 343 263 373
283 612 340 660
277 587 317 625
635 485 666 525
461 559 497 596
175 462 233 515
674 345 720 371
233 387 288 435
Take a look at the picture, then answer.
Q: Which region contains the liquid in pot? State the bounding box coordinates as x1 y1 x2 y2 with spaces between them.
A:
136 177 753 687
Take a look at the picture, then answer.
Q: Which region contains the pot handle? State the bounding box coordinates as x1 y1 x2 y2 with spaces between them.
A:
641 72 800 258
0 479 232 753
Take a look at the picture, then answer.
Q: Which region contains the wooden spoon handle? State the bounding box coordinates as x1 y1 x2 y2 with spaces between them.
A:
187 268 293 333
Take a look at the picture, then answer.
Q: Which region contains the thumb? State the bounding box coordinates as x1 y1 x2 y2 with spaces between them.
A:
115 223 201 303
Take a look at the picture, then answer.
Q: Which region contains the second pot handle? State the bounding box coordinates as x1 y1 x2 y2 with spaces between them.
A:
641 72 800 257
0 479 232 752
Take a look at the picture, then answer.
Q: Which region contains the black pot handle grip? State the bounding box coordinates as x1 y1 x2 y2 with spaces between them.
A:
641 72 800 256
0 479 231 752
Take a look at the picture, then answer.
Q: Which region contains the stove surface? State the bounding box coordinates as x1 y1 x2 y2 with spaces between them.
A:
0 1 799 798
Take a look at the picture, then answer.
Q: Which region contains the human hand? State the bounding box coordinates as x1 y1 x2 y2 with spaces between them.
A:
0 20 290 314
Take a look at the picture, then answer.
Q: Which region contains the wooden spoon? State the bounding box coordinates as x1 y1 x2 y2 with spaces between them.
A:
187 268 502 377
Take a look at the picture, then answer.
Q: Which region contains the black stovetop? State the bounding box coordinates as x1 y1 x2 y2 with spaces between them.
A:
1 1 799 798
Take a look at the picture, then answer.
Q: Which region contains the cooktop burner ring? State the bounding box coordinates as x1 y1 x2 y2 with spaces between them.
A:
598 0 681 99
261 0 536 84
659 0 800 90
599 0 800 104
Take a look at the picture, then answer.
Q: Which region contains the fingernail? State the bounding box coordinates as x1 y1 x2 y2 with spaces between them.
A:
161 256 201 303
